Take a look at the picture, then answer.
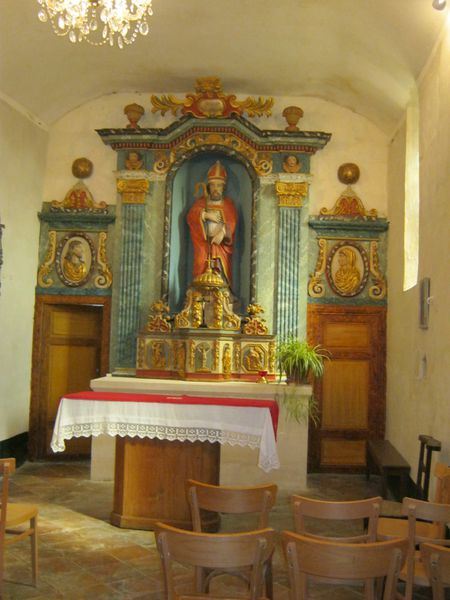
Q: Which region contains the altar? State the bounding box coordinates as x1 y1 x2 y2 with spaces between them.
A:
51 375 311 529
89 376 310 488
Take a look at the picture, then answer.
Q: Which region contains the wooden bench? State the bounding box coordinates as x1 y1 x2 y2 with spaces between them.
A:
366 440 410 500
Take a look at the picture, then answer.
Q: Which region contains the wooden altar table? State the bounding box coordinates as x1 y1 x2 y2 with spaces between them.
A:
51 391 279 530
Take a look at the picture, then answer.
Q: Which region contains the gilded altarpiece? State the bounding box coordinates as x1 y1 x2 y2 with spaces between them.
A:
97 81 331 378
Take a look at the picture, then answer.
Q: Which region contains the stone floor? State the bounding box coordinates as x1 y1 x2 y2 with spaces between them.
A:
3 460 435 599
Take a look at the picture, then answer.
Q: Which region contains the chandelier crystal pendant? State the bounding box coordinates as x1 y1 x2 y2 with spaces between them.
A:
37 0 153 48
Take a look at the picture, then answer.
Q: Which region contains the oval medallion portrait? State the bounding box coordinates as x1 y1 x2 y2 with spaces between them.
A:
56 233 94 287
327 241 369 297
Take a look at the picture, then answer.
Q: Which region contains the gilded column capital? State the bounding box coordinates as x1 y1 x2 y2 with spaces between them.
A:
275 181 309 208
116 177 150 204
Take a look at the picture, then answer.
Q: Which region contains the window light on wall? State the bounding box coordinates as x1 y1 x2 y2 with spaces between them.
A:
403 96 420 291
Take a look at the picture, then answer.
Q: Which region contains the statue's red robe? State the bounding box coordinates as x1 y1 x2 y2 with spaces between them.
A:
186 196 238 285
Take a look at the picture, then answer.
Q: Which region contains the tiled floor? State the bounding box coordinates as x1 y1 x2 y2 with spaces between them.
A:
3 460 434 599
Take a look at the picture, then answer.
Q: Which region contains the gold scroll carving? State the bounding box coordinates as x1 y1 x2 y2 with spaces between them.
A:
51 181 107 213
243 303 269 335
369 241 387 299
146 300 172 333
320 189 378 219
308 238 327 298
37 231 57 287
151 77 273 119
94 232 113 288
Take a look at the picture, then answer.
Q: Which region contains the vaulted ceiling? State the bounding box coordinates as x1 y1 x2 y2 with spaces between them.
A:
0 0 447 133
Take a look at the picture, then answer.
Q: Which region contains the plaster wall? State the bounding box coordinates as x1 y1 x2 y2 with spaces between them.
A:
386 31 450 475
42 93 389 217
0 99 48 440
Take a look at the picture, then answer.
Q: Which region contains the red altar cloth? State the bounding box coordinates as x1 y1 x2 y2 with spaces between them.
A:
64 391 279 436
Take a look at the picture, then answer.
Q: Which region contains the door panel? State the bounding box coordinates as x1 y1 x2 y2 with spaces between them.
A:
321 440 366 466
323 322 371 349
29 295 111 459
44 305 102 456
322 360 369 429
308 304 386 472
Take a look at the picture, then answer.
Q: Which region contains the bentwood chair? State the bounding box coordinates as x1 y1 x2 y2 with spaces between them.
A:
0 458 38 596
186 480 277 598
378 463 450 541
396 497 450 600
154 521 276 600
281 530 408 600
420 542 450 600
291 495 382 542
186 480 278 532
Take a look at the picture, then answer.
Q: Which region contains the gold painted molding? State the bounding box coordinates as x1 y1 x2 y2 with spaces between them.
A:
152 132 273 176
116 178 150 204
275 181 309 207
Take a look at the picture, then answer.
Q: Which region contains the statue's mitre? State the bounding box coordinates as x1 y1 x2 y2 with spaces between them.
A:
207 161 227 182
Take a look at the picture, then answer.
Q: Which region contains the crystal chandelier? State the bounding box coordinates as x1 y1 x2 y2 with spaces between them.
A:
37 0 153 48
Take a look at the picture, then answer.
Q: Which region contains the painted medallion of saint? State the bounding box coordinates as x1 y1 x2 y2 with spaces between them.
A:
333 246 361 295
62 239 88 284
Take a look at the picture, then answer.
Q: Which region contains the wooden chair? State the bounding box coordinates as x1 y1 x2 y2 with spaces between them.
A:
154 521 276 600
378 463 450 540
186 480 277 598
396 497 450 600
281 530 408 600
0 458 38 595
291 494 382 542
186 480 278 532
420 542 450 600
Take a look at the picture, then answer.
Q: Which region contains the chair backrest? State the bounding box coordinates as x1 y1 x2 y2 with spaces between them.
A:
433 463 450 504
291 495 382 543
420 542 450 600
416 435 441 500
154 521 276 600
281 530 408 600
401 496 450 600
0 459 16 536
402 496 450 545
186 479 278 531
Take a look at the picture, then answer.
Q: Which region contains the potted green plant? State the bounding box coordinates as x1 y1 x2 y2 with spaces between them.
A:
276 337 330 423
277 337 328 384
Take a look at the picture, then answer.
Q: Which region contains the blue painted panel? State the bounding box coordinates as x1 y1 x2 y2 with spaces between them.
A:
168 153 252 313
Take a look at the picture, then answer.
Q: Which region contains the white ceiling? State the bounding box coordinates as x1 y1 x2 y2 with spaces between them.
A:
0 0 447 133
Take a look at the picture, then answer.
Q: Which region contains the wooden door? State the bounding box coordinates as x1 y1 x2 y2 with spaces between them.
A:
29 295 111 459
307 304 386 472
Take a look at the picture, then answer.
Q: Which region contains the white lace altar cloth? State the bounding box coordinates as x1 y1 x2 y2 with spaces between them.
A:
51 394 280 472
